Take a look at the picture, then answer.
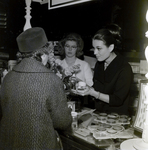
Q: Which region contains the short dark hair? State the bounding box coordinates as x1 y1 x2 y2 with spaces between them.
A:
105 23 122 46
93 29 116 47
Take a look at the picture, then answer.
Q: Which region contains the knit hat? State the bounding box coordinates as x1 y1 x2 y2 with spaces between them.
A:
16 27 48 53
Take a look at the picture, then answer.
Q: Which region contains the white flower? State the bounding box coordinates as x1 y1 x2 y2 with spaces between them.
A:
55 59 62 66
56 71 63 79
64 68 73 76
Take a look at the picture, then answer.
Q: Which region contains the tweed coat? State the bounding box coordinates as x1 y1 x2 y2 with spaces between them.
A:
0 58 72 150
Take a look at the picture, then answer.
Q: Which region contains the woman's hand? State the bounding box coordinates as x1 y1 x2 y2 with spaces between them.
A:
89 88 100 99
72 86 93 96
73 87 100 99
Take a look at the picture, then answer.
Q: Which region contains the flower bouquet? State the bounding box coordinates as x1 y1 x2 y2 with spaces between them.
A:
52 59 81 90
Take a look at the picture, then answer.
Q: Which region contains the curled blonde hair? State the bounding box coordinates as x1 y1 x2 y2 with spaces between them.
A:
59 33 84 59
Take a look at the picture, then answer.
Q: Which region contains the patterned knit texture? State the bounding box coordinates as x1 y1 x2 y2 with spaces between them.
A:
0 58 72 150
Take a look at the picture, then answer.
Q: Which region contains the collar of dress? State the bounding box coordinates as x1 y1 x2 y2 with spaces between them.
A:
95 54 125 83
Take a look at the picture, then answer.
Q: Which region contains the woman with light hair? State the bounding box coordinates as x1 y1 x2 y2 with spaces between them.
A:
59 33 93 87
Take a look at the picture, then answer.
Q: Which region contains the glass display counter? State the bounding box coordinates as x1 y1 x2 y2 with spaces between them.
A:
58 107 136 150
59 129 115 150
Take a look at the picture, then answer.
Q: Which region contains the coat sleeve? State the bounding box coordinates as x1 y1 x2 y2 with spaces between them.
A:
46 76 72 130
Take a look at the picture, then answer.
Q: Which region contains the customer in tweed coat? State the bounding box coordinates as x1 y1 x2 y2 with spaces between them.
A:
0 27 72 150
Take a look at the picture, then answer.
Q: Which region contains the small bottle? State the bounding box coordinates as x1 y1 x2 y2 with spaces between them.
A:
71 112 78 130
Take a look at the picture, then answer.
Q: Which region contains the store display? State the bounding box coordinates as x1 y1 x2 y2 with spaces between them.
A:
94 113 131 125
73 109 133 141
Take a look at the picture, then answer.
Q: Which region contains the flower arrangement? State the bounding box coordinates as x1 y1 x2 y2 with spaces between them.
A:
52 59 81 90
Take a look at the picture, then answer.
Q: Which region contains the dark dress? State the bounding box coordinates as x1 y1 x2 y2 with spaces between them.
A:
0 58 72 150
93 53 133 115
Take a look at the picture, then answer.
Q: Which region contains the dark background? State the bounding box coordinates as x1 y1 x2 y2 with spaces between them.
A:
0 0 148 64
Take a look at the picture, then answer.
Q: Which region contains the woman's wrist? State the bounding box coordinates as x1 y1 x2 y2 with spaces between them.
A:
96 92 100 99
90 88 100 99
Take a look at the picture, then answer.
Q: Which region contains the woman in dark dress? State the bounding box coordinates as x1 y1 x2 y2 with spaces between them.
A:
78 25 133 115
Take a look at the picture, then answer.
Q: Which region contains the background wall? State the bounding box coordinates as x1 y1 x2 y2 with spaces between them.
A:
0 0 147 65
